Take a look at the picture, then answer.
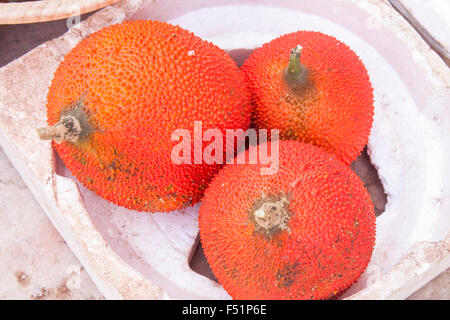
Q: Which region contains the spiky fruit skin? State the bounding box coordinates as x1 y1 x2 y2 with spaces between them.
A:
199 141 376 300
46 20 251 212
242 31 374 165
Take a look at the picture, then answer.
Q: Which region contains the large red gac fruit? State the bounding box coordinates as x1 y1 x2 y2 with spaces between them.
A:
37 20 251 212
199 141 376 299
242 31 374 164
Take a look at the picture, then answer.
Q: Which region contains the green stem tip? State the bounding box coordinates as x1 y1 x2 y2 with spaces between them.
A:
284 45 308 85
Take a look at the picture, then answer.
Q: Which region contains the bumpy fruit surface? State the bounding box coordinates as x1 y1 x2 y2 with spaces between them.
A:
41 20 251 212
242 31 374 164
199 141 376 299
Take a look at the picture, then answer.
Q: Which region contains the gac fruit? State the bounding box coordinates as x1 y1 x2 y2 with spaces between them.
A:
242 31 374 164
199 141 376 299
37 20 251 212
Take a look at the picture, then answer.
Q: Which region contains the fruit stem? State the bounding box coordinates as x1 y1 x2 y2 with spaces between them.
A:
252 197 290 236
283 45 308 86
37 115 81 144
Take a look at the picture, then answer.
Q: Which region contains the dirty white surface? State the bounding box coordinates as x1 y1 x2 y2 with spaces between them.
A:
0 0 449 299
396 0 450 53
0 148 103 300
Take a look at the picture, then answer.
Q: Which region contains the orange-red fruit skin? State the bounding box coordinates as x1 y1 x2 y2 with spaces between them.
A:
199 141 376 300
46 20 251 212
242 31 374 165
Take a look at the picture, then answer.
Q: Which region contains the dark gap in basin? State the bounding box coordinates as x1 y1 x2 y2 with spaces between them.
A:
190 146 388 282
227 48 255 67
351 146 387 216
189 234 218 282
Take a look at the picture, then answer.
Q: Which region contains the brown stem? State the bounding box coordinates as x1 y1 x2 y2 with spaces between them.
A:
252 197 290 236
37 115 81 144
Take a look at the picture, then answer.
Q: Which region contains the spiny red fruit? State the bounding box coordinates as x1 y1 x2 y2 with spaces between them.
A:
39 20 251 212
199 141 376 299
242 31 374 165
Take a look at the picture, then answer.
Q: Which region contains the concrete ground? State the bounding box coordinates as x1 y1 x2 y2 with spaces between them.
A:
0 11 448 300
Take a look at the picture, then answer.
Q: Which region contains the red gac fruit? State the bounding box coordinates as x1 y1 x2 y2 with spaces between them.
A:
199 141 376 299
37 20 251 212
242 31 374 164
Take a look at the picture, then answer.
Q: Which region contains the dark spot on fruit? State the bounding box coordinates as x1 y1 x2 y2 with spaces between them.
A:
276 261 301 288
